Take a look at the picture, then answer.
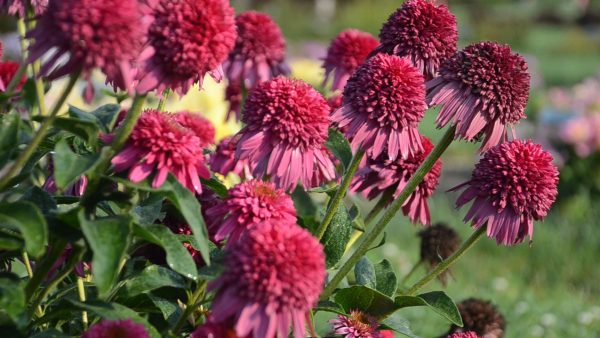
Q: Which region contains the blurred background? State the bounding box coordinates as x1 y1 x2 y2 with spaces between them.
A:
2 0 599 337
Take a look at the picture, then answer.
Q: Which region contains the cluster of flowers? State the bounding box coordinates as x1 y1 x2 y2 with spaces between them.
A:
4 0 560 337
547 74 600 158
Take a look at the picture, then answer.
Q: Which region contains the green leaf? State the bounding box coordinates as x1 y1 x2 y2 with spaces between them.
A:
355 257 376 289
69 300 160 338
132 198 165 226
0 274 25 324
373 259 398 297
91 104 121 132
134 224 198 280
0 202 48 258
326 128 352 170
34 115 99 145
292 185 317 218
148 295 182 327
395 291 463 326
79 213 132 297
380 315 420 338
21 187 57 215
53 139 99 190
111 176 211 264
321 204 353 268
200 177 228 198
314 300 346 315
334 285 398 318
123 265 186 297
0 237 22 250
0 113 20 167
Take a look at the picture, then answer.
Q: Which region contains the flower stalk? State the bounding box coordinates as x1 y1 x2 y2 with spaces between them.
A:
321 126 456 299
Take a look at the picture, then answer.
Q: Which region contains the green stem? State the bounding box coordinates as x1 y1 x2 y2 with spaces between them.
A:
316 148 365 240
29 246 84 316
0 72 79 192
111 94 147 152
77 277 89 330
25 240 67 300
156 89 170 112
406 226 485 295
172 281 207 334
364 189 394 226
23 11 47 116
320 127 456 299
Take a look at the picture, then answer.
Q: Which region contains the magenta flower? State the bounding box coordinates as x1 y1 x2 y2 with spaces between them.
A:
205 180 296 244
210 135 252 179
0 61 26 92
332 53 426 160
210 221 326 338
236 77 336 191
452 140 559 245
136 0 237 95
192 319 242 338
111 109 210 194
322 29 379 92
27 0 145 93
330 311 381 338
352 136 441 225
225 11 289 88
427 42 531 152
82 319 149 338
174 111 216 147
373 0 457 80
1 0 47 16
448 332 480 338
43 175 88 197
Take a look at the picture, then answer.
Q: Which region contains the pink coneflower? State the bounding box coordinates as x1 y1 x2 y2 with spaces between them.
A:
323 29 379 92
136 0 236 95
82 319 149 338
210 135 252 179
0 0 47 16
174 111 216 147
27 0 145 93
379 330 395 338
192 319 242 338
225 11 289 89
205 180 296 244
351 136 441 225
210 221 326 338
452 140 558 246
448 332 480 338
0 61 26 92
236 77 336 191
373 0 457 80
330 311 381 338
111 109 210 194
333 53 426 161
328 94 343 112
427 42 531 152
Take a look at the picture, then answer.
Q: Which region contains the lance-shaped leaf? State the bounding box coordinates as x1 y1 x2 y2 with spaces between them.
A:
0 201 47 258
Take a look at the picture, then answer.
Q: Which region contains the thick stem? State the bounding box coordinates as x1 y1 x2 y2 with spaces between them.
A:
156 89 170 112
172 281 207 334
111 94 147 152
320 127 456 299
0 73 79 191
316 148 365 240
77 277 89 330
406 225 485 295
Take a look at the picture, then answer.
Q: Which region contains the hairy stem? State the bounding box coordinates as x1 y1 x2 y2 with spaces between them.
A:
316 148 365 240
111 94 147 152
406 225 485 295
156 88 170 112
321 127 456 299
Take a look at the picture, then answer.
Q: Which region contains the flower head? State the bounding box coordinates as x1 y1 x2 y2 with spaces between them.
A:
352 136 440 225
448 332 480 338
210 135 252 179
82 319 149 338
418 222 460 284
1 0 47 17
210 221 326 338
333 53 426 160
323 29 379 92
236 77 336 191
192 319 242 338
427 42 531 152
27 0 145 93
374 0 457 80
0 61 26 92
225 11 289 89
452 140 558 246
136 0 237 95
111 109 210 194
174 111 216 147
205 180 296 244
330 311 380 338
448 299 505 338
